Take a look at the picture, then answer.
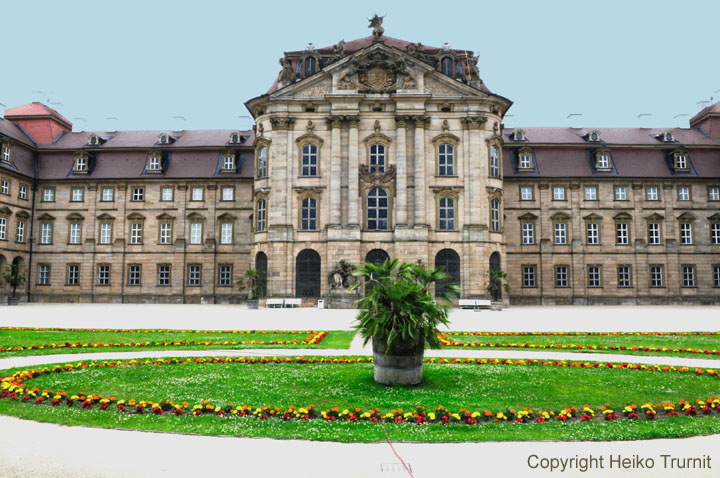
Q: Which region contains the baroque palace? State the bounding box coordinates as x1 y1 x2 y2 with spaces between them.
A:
1 19 719 305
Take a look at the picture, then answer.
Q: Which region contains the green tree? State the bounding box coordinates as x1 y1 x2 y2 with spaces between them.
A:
3 263 26 300
486 269 510 301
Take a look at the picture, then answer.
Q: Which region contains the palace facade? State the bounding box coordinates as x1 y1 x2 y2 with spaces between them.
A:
1 25 719 305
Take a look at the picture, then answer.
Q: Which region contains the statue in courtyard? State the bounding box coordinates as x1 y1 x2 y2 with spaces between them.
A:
328 260 356 290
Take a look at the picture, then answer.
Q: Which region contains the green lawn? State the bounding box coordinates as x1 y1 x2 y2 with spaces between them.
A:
443 332 720 359
0 328 355 356
2 356 718 442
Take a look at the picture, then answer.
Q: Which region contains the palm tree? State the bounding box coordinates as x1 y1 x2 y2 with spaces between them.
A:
3 263 25 305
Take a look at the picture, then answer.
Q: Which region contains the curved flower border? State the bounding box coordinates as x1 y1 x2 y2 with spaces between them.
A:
0 331 327 353
1 356 719 426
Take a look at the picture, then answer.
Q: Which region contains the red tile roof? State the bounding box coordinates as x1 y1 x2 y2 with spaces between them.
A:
690 101 720 126
4 102 73 128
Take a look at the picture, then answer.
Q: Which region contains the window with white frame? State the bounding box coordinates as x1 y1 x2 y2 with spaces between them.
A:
129 222 143 244
71 188 83 202
301 144 318 176
191 187 203 201
161 187 173 201
256 199 266 232
678 186 690 201
222 155 235 171
489 146 500 178
369 144 386 173
157 265 171 286
490 199 500 232
301 197 317 231
99 223 112 244
519 153 532 169
128 265 141 286
190 223 202 244
650 266 663 287
1 145 10 163
614 186 627 201
367 187 389 231
132 187 144 202
675 154 687 170
680 223 693 245
43 188 54 202
257 146 267 177
97 265 110 286
438 143 454 176
709 187 720 201
0 217 5 240
555 266 568 288
522 265 536 287
101 188 114 202
220 222 233 244
648 222 661 244
617 266 632 287
520 187 533 201
714 265 720 287
19 185 27 200
221 187 234 201
596 153 610 169
554 222 567 244
646 186 658 201
218 265 233 286
38 264 50 285
67 265 79 286
41 223 53 244
16 220 24 243
74 156 87 172
438 197 455 231
584 186 597 201
616 222 629 245
69 223 81 244
1 179 9 195
553 187 565 201
188 265 201 286
587 266 601 287
159 222 172 244
147 155 161 171
586 223 599 245
682 265 695 287
712 223 720 245
521 222 534 244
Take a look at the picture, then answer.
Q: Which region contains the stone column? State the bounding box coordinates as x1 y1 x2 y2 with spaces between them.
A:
395 116 408 226
347 117 360 227
269 116 294 233
413 116 426 227
327 116 343 226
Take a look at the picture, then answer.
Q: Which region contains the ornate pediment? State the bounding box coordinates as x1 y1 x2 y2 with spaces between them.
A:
278 76 332 98
359 164 396 186
336 50 417 93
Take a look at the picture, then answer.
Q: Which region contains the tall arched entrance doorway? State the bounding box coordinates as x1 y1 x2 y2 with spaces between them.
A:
296 249 321 298
434 249 460 297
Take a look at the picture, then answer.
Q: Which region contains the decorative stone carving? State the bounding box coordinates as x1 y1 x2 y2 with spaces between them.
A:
368 14 384 39
430 186 462 198
278 57 294 85
424 77 461 96
269 116 296 131
405 43 428 62
461 116 487 129
337 51 417 93
333 40 345 59
291 78 331 97
359 164 396 186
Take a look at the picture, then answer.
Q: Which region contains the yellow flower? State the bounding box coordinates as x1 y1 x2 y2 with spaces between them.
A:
428 412 436 420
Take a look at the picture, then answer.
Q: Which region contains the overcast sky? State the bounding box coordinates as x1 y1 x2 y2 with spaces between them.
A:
4 0 719 132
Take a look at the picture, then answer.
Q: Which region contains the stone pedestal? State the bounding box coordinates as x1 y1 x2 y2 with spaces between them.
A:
324 289 361 309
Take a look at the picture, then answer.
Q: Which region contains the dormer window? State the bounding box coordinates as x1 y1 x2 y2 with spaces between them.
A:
584 130 601 142
74 154 88 173
159 134 169 144
674 152 689 170
661 131 675 142
146 152 163 174
87 134 104 146
512 130 525 141
517 148 533 170
222 153 236 172
0 143 11 164
229 132 243 144
595 150 612 170
157 133 175 145
440 57 453 76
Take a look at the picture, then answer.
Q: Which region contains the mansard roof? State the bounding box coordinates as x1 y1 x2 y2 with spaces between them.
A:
44 129 254 150
5 103 72 129
504 127 718 146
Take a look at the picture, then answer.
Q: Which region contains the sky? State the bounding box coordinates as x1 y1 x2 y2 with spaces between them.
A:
3 0 719 133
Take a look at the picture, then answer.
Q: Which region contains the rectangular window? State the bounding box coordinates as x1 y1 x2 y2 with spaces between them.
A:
1 145 10 163
97 265 110 286
584 186 597 201
157 265 171 286
676 155 687 169
16 220 24 243
221 223 233 244
69 223 81 244
617 266 632 287
256 200 266 232
19 185 27 200
680 223 693 245
521 223 534 245
43 188 55 202
188 265 201 286
41 223 53 244
650 266 663 288
438 143 455 176
218 265 233 287
75 157 86 171
646 187 658 201
71 188 83 202
520 187 533 201
99 223 112 244
555 266 568 288
648 223 661 245
191 187 203 201
489 146 500 178
148 156 161 171
553 187 565 201
129 223 143 244
678 187 690 201
0 217 5 240
714 265 720 288
587 266 601 288
223 155 235 170
554 222 567 244
597 154 610 169
438 197 455 231
128 265 141 286
1 179 9 195
67 265 79 286
101 188 114 202
38 264 50 285
132 187 144 202
221 187 234 201
616 223 629 245
586 223 599 245
682 265 695 287
709 187 720 202
712 223 720 245
522 265 536 288
190 223 202 244
301 144 319 176
519 153 532 169
614 187 627 201
159 222 172 244
161 187 173 201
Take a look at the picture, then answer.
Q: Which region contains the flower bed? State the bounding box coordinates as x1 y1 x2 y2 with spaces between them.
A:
2 356 719 426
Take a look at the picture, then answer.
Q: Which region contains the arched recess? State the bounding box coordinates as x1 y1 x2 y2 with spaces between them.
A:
365 249 390 266
0 254 6 286
434 249 460 297
255 252 268 298
489 251 502 300
296 249 321 298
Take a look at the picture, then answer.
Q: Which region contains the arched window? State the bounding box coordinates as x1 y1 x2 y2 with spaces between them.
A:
489 252 502 300
256 199 266 232
304 57 317 78
257 146 267 178
296 249 321 297
369 144 385 173
490 145 500 178
438 197 455 230
367 187 388 231
0 254 6 286
490 199 501 232
301 144 318 176
365 249 390 266
435 249 460 297
440 57 453 76
301 197 317 231
438 143 454 176
255 252 267 298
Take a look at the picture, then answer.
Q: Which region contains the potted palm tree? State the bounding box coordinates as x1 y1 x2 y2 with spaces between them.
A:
351 259 460 386
243 269 265 309
3 263 25 306
486 269 510 310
